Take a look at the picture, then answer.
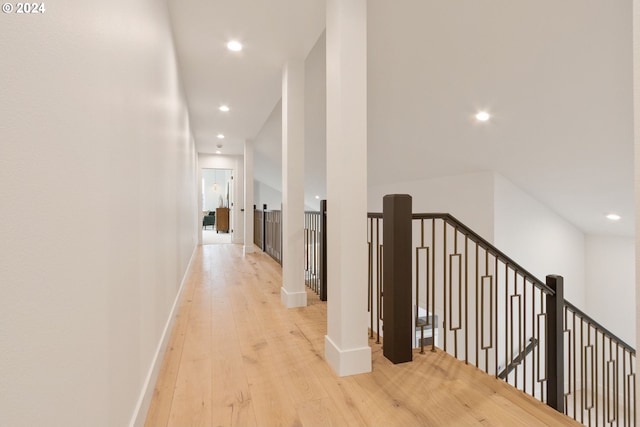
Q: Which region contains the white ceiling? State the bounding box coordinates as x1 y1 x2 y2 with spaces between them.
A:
366 0 634 237
167 0 325 156
168 0 635 237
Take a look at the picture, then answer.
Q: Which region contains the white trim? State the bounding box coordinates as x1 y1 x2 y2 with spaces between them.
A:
129 245 198 427
280 286 307 308
324 335 372 377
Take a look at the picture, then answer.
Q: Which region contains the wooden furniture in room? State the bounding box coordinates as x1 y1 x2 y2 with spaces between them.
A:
215 207 229 233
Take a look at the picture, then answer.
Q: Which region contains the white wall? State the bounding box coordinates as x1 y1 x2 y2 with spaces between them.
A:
304 32 327 211
254 100 282 193
494 174 586 307
198 154 244 244
586 235 636 346
368 171 495 240
251 31 326 213
634 0 640 410
0 2 198 426
371 170 632 351
254 180 282 211
366 0 633 238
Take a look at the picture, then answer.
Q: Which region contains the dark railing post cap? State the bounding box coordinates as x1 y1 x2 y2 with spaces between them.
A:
383 194 412 200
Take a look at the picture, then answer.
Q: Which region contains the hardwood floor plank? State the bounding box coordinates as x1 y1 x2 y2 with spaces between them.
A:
211 339 257 427
248 380 302 427
296 398 350 427
146 245 582 427
144 271 198 427
167 357 212 427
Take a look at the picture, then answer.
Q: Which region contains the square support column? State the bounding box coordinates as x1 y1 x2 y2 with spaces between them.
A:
243 139 254 255
281 60 307 308
324 0 371 377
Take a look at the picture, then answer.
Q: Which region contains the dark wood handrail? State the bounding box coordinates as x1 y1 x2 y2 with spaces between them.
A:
368 210 636 355
369 211 554 295
414 212 555 295
564 300 636 354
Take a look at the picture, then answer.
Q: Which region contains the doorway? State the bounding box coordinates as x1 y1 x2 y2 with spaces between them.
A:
201 168 233 245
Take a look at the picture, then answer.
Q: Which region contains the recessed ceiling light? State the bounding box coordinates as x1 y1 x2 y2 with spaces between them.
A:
315 195 320 200
227 41 242 52
215 150 221 154
475 111 490 122
606 213 621 221
219 105 230 112
217 134 225 139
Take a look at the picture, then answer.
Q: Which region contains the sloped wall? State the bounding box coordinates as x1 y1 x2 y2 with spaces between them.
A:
585 236 636 346
493 174 586 307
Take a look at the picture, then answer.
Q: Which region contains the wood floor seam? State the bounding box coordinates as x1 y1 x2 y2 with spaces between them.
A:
145 245 582 427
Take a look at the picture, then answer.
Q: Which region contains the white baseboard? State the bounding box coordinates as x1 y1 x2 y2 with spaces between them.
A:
324 335 372 377
280 286 307 308
129 245 197 427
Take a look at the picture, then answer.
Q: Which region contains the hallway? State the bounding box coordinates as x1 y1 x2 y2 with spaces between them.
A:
145 244 580 427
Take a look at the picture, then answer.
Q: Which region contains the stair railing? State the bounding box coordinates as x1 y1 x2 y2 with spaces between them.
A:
253 205 264 249
367 194 635 427
263 206 282 265
304 202 327 301
498 337 538 380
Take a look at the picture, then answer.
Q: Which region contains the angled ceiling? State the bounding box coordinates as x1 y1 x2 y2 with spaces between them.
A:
167 0 325 155
366 0 634 236
168 0 634 237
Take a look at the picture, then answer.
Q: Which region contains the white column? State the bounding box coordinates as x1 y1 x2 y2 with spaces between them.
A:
281 60 307 308
324 0 371 376
231 159 244 244
244 139 255 255
633 0 640 416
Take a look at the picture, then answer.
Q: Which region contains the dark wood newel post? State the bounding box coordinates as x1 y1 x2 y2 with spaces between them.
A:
319 199 327 301
262 204 267 252
546 275 564 413
383 194 413 364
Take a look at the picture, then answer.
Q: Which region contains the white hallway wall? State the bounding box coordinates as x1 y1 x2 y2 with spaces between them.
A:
0 1 198 426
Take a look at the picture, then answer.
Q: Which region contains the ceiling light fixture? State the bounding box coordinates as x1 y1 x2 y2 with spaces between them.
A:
219 105 230 112
606 213 621 221
215 150 221 154
217 134 225 139
315 195 320 200
227 40 242 52
475 111 490 122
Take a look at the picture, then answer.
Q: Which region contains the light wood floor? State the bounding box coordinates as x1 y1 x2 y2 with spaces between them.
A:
145 244 581 427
